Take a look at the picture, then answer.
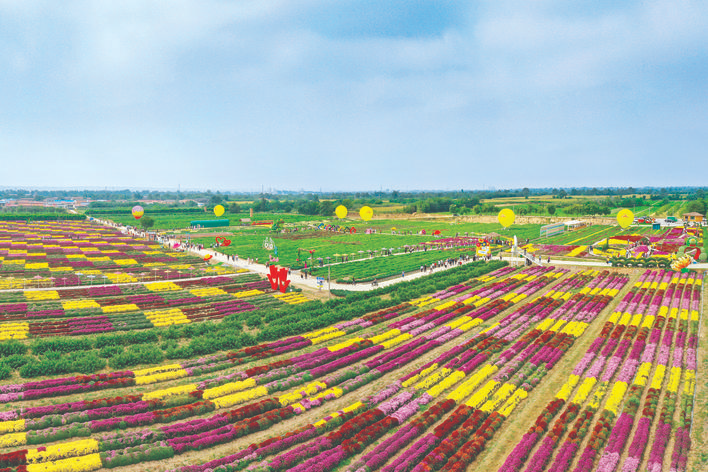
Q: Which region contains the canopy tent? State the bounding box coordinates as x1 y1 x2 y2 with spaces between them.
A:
564 220 586 230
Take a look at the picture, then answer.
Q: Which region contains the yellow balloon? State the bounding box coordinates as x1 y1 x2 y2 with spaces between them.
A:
335 205 348 219
617 209 634 228
498 208 515 228
214 205 225 217
360 206 373 221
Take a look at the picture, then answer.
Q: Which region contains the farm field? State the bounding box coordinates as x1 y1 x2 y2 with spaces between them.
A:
525 224 704 265
0 219 705 472
193 220 539 271
0 221 228 289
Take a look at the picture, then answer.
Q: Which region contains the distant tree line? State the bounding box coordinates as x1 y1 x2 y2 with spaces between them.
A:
2 186 707 218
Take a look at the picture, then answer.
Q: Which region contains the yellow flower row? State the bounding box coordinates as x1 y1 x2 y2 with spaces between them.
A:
104 273 138 283
25 290 60 301
101 304 140 314
0 279 22 290
481 383 516 413
604 381 628 415
204 265 235 275
0 322 29 340
572 377 597 404
650 365 666 390
0 432 26 448
143 383 198 402
497 387 528 417
550 290 571 300
145 281 181 292
555 374 580 401
233 289 264 298
0 419 25 434
274 292 310 304
409 295 434 306
302 326 339 339
447 316 474 330
134 365 189 386
560 321 589 337
465 380 500 409
278 381 327 407
212 385 270 409
402 363 439 388
427 371 465 398
415 368 452 391
203 378 257 400
26 438 99 464
61 299 101 310
667 366 682 393
588 381 608 409
684 369 696 396
328 337 364 352
381 333 412 349
114 259 139 266
2 259 25 265
462 296 488 307
435 300 458 312
190 287 228 297
457 318 483 332
475 273 498 283
26 453 102 472
448 364 497 403
145 308 190 327
369 329 401 344
311 401 366 426
25 262 49 269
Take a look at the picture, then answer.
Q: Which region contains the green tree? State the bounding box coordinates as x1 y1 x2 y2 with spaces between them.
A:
318 201 335 216
685 200 706 214
140 216 155 229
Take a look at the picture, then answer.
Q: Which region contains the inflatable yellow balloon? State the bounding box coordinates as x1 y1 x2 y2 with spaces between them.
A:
498 208 515 228
335 205 348 219
360 206 373 221
617 209 634 228
214 205 225 217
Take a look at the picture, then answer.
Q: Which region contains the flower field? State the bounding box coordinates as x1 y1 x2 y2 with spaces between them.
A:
0 220 705 472
0 221 229 289
526 225 704 263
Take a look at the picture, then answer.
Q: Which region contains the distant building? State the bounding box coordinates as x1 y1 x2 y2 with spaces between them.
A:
682 212 704 223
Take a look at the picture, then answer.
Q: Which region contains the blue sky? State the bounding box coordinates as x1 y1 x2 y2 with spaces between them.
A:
1 0 706 192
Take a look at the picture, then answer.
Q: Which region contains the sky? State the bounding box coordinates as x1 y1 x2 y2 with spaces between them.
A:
1 0 707 192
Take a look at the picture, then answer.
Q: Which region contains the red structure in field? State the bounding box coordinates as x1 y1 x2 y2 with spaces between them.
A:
267 266 290 293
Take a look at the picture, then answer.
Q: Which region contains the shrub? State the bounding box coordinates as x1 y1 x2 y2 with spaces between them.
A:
99 345 124 358
0 354 32 369
0 340 27 357
0 364 11 380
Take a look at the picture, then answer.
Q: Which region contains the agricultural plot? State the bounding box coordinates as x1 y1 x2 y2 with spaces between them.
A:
0 219 704 472
527 225 703 263
195 228 505 274
91 211 317 231
308 246 480 283
0 221 227 289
